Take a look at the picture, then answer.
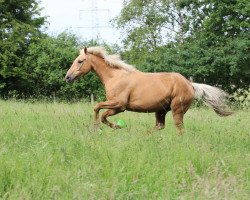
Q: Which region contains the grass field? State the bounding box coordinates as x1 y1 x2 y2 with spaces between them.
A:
0 100 249 199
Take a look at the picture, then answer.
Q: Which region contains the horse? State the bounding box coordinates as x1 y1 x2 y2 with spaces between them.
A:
65 46 233 134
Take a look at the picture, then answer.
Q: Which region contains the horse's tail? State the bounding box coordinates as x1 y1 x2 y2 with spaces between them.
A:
192 83 233 116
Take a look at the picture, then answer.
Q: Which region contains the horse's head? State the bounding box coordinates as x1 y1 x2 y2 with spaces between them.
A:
65 47 92 83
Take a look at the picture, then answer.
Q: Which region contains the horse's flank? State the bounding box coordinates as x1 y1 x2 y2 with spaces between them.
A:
81 46 136 72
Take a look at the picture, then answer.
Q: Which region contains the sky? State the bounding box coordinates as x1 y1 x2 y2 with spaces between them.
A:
40 0 124 44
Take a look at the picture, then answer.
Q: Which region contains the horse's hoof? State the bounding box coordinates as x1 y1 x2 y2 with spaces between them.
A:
177 131 184 136
154 125 165 130
94 123 100 131
112 124 121 129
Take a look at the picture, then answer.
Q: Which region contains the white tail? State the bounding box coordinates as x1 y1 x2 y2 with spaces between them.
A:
192 83 233 116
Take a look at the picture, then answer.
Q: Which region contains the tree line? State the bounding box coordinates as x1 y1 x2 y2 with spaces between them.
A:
1 0 249 101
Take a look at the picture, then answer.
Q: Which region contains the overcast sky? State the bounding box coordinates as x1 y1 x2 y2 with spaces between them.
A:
40 0 123 44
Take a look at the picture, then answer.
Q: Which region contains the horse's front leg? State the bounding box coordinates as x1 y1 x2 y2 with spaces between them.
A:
93 100 126 129
101 109 121 129
93 106 101 129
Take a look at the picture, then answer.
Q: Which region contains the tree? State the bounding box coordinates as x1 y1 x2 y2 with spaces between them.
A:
185 0 250 89
22 33 106 100
0 0 46 94
115 0 250 90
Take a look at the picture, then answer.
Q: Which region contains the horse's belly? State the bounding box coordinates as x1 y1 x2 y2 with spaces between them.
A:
127 95 171 112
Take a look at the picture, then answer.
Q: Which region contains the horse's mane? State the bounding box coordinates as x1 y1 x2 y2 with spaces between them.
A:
82 46 136 72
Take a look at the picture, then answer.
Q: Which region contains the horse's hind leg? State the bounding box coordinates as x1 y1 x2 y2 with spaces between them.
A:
171 97 192 135
155 110 168 130
172 111 184 134
101 109 121 129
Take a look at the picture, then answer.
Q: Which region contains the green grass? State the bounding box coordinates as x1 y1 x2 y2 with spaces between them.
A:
0 100 249 199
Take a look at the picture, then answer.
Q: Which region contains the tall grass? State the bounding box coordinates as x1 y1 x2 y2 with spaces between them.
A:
0 100 249 199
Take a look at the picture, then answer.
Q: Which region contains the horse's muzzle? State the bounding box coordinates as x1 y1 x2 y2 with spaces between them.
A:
65 75 73 83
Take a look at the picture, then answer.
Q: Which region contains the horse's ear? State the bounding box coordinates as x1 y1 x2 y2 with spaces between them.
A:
84 47 88 54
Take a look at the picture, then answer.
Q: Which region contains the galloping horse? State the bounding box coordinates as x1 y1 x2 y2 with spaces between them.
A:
65 47 232 134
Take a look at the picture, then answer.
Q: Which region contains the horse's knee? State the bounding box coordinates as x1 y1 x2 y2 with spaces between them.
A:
94 105 100 113
101 115 106 123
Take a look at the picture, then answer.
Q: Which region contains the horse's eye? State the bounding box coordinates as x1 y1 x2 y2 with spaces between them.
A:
78 60 83 64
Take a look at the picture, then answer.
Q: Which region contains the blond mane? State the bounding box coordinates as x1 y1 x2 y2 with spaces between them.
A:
81 46 136 72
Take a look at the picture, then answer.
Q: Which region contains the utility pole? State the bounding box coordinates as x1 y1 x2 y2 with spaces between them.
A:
78 0 111 39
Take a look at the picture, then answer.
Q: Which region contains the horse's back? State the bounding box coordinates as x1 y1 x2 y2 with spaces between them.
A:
135 71 194 96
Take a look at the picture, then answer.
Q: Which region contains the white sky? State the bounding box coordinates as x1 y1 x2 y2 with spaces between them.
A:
40 0 124 44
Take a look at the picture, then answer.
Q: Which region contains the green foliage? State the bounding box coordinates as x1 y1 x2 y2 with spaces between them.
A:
162 32 250 89
0 100 249 198
115 0 194 47
1 0 249 100
200 0 250 38
0 0 106 101
115 0 250 91
1 32 108 100
0 0 46 92
232 87 250 108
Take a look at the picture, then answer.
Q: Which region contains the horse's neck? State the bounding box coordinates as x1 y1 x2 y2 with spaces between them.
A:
90 55 118 85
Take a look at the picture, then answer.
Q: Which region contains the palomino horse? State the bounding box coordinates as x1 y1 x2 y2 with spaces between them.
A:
65 46 232 134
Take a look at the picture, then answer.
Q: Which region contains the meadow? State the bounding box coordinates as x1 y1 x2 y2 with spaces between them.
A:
0 100 249 199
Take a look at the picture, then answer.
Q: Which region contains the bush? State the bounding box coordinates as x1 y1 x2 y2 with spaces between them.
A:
1 33 115 101
232 88 250 108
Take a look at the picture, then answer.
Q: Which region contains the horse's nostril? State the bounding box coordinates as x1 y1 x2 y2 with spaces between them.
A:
65 76 71 82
